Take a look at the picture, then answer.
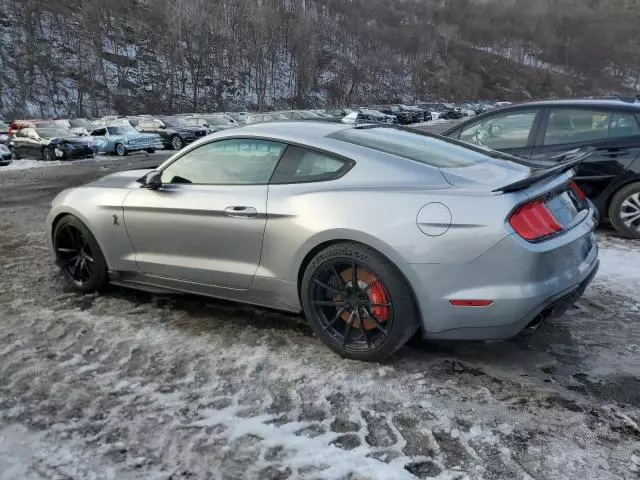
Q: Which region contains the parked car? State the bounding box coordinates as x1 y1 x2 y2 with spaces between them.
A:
277 110 325 120
370 105 412 125
225 112 249 124
417 103 464 120
184 116 236 134
442 99 640 238
69 118 93 136
89 125 163 156
46 122 598 361
0 143 11 166
10 127 94 161
136 117 207 150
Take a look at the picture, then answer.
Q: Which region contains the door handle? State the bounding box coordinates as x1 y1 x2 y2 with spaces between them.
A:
224 206 257 218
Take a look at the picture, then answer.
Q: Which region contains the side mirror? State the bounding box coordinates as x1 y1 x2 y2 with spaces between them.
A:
139 171 163 190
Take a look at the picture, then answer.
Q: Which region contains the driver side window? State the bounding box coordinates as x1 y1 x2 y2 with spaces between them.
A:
459 110 537 150
160 139 286 185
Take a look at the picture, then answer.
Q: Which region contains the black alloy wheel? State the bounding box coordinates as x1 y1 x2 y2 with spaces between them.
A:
171 135 184 150
609 182 640 239
53 216 107 291
302 242 419 361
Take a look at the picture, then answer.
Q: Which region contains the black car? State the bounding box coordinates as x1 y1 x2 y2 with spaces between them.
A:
9 127 95 161
442 99 640 238
369 105 412 125
136 117 208 150
417 103 464 120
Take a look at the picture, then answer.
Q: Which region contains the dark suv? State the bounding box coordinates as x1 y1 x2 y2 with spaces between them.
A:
442 99 640 238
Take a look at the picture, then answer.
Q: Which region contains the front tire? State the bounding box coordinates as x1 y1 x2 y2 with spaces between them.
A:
115 143 127 157
146 148 156 154
301 242 419 362
609 182 640 238
53 215 108 292
170 135 184 150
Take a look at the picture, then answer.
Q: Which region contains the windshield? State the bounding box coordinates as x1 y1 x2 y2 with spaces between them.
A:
160 117 188 127
107 126 138 135
329 127 529 169
36 128 75 138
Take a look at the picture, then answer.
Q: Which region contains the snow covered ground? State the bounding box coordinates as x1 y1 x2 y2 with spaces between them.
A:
0 158 639 479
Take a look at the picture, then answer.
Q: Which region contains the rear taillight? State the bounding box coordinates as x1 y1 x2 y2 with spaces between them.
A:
509 199 563 241
569 181 586 202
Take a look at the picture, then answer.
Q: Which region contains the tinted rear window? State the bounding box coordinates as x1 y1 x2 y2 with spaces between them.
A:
329 127 526 168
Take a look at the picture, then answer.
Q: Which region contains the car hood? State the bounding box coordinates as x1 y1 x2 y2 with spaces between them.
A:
88 168 154 188
49 136 91 144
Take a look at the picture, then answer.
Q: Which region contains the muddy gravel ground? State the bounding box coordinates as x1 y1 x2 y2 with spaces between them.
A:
1 156 640 480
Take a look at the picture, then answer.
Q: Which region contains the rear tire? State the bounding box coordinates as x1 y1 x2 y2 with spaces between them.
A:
609 182 640 239
53 215 108 292
43 148 54 161
146 148 156 154
301 242 419 362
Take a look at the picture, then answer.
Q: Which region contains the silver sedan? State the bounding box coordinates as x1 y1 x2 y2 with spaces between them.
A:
46 122 599 361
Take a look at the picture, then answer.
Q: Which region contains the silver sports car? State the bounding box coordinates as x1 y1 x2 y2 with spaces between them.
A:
47 122 599 361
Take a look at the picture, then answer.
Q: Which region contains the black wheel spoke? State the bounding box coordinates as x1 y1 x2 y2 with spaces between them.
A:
84 254 95 263
342 310 355 347
323 307 347 331
63 226 75 246
80 259 91 276
312 300 345 307
56 247 75 254
357 309 371 348
362 309 388 335
330 263 346 289
351 262 358 292
314 279 343 296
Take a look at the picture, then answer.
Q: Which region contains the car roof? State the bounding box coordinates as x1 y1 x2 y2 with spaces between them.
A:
496 99 640 111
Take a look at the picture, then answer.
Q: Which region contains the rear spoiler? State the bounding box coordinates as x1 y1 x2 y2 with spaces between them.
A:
492 148 595 193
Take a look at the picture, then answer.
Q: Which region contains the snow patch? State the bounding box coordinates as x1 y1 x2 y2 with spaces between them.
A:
596 246 640 300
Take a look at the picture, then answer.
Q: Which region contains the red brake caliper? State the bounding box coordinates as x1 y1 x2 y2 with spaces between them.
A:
334 268 389 330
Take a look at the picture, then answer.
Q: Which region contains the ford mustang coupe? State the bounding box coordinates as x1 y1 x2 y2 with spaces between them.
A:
47 122 599 361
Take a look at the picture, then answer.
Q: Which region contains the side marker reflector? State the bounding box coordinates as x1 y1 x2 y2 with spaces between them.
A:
449 300 494 307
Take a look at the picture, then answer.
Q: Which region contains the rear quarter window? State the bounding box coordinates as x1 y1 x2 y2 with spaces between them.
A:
328 127 518 168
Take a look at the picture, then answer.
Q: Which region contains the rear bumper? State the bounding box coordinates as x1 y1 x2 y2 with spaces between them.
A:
409 210 599 340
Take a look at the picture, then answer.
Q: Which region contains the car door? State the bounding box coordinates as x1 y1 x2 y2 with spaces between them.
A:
122 137 287 288
531 108 640 199
18 128 41 157
453 108 541 158
90 127 108 152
